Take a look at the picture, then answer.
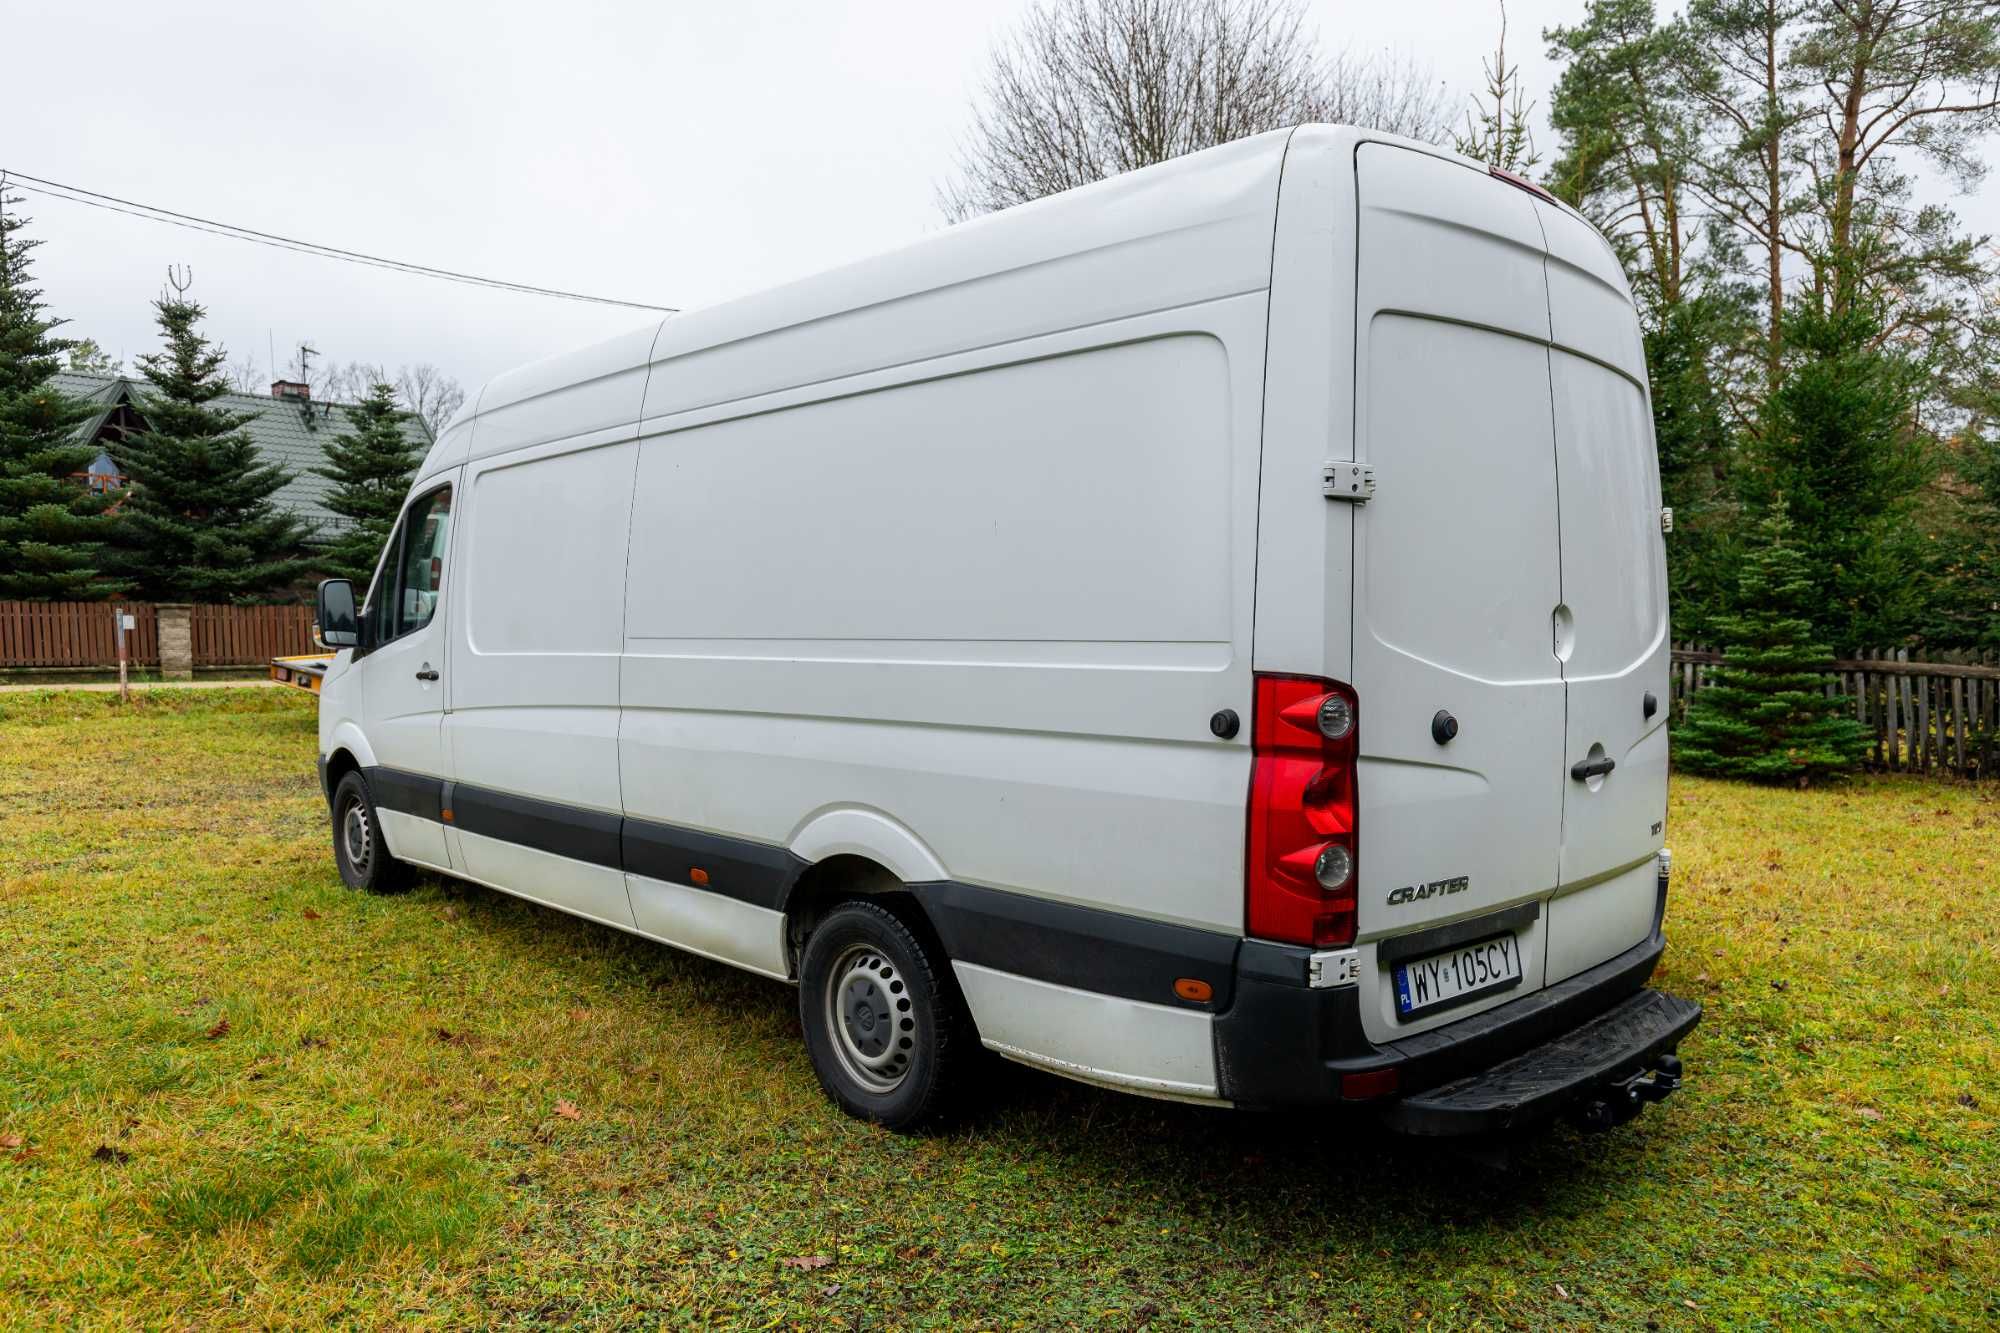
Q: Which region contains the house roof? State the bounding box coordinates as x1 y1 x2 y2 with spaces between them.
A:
50 371 433 536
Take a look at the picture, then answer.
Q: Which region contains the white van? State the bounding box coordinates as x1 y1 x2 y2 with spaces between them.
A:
313 126 1699 1135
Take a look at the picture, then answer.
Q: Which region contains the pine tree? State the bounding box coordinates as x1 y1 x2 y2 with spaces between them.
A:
1675 507 1870 785
111 282 310 601
1749 272 1928 652
312 382 421 582
0 192 122 599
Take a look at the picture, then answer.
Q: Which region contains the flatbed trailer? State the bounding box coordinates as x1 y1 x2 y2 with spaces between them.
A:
270 653 333 693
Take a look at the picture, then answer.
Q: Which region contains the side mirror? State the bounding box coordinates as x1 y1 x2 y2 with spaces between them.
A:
316 578 360 649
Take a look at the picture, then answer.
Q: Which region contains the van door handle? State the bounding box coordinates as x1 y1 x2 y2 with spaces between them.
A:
415 665 439 681
1571 756 1615 781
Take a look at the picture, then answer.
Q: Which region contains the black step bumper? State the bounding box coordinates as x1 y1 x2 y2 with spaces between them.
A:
1213 906 1701 1135
1377 987 1700 1135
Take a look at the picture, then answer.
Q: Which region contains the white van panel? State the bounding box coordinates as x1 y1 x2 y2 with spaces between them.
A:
625 874 790 979
454 829 636 934
627 336 1232 644
1354 143 1549 344
640 133 1284 423
1349 152 1570 1043
1534 200 1648 386
446 438 637 923
619 708 1249 932
1547 859 1658 984
1548 350 1668 972
469 321 659 462
954 963 1221 1101
620 307 1266 934
1253 126 1357 678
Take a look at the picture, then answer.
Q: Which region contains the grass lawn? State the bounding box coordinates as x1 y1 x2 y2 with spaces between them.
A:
1 689 1994 1328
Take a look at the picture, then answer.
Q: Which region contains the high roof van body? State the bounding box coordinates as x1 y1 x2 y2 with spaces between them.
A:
313 126 1700 1134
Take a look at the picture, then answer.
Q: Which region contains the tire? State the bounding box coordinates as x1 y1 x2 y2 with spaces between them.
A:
329 770 412 894
798 899 970 1131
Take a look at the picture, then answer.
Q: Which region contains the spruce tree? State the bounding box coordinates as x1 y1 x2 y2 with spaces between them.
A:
0 193 122 599
312 382 421 582
1749 271 1928 652
1675 508 1870 785
112 285 310 601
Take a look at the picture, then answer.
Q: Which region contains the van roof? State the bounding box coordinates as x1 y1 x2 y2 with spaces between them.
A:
424 126 1570 477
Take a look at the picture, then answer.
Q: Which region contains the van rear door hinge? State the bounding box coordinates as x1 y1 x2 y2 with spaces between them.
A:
1322 462 1375 503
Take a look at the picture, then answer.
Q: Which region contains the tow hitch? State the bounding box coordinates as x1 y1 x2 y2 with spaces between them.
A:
1572 1053 1684 1132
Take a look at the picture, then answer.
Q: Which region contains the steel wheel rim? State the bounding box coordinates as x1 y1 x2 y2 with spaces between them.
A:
824 943 918 1094
342 799 372 871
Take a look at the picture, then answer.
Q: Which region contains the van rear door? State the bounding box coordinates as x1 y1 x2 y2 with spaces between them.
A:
1347 144 1566 1040
1536 202 1671 983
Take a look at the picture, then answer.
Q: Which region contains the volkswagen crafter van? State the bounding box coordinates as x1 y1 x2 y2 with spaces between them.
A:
313 127 1699 1134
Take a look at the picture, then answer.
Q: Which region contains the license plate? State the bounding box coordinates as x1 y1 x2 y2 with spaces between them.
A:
1393 932 1523 1018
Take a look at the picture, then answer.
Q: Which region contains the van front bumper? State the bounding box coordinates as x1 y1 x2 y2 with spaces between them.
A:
1212 925 1700 1134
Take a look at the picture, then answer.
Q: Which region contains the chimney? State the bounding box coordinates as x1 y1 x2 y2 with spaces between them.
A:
270 379 311 401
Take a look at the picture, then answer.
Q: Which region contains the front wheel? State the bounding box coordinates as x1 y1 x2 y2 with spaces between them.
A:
798 899 970 1131
329 770 411 894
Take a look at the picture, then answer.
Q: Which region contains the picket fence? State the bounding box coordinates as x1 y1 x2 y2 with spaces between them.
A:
0 601 315 669
1670 643 2000 778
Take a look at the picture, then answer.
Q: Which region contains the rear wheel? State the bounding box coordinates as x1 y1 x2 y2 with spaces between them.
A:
798 899 969 1131
330 770 411 894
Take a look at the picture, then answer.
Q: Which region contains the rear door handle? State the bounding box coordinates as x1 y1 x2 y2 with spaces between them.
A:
1571 756 1615 781
415 665 439 681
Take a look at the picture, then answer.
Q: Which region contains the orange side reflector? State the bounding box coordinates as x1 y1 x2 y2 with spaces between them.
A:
1173 977 1213 1003
440 808 454 822
689 867 710 887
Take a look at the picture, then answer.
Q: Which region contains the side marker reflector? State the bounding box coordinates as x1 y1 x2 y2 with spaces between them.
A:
1173 977 1214 1003
1340 1068 1400 1100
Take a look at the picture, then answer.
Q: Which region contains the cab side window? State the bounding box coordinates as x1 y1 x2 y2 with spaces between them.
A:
394 488 453 636
361 485 453 650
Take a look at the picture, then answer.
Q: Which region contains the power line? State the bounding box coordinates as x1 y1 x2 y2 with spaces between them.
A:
0 169 679 313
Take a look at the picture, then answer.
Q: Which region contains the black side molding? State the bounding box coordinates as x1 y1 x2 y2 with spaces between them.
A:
350 765 1234 1008
915 879 1241 1010
452 782 622 870
364 766 444 823
622 817 808 912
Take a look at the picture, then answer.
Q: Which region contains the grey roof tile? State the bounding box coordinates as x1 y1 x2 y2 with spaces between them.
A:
49 371 433 536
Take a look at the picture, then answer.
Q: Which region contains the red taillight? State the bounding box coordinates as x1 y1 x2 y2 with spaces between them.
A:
1246 673 1358 948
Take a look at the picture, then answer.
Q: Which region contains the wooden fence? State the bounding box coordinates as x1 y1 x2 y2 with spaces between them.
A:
0 601 314 669
1671 643 2000 778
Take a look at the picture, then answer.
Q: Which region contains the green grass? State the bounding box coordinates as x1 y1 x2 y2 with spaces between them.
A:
0 688 1994 1328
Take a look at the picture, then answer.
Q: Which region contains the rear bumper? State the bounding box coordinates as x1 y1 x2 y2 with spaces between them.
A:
1213 915 1699 1134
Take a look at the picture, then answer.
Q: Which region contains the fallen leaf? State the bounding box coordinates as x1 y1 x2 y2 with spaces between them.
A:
303 908 321 920
819 1283 840 1298
92 1145 131 1165
1855 1106 1883 1121
568 1007 591 1022
554 1100 581 1121
782 1255 833 1271
1683 1300 1699 1310
0 1134 21 1150
205 1017 231 1040
1555 1283 1570 1299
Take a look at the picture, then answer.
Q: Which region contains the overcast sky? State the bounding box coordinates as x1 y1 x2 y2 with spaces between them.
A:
10 0 1999 403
